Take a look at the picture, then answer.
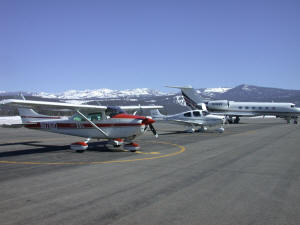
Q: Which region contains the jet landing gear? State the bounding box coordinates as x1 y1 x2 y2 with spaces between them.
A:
227 116 240 124
234 116 240 124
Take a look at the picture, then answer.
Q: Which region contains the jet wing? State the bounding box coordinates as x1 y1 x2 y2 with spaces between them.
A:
0 99 163 112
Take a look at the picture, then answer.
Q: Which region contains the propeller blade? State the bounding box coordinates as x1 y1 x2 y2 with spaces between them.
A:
149 123 158 138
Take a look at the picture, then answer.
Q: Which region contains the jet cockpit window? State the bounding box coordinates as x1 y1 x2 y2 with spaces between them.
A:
193 111 201 117
184 112 192 117
105 106 125 117
291 105 295 108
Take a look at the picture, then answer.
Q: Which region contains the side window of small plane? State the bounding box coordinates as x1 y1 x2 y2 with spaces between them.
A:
88 113 102 121
238 106 243 109
184 112 192 117
73 115 85 122
252 107 256 109
245 106 249 109
258 107 262 110
193 111 201 117
265 107 269 110
272 107 276 110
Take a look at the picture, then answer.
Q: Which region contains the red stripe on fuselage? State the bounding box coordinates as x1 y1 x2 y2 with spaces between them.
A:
21 116 62 119
25 123 144 129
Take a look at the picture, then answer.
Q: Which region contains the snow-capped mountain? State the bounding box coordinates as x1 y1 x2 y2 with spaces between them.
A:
33 88 167 99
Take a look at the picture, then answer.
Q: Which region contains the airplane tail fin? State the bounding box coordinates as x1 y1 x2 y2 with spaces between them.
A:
150 109 166 120
166 86 204 110
18 108 62 124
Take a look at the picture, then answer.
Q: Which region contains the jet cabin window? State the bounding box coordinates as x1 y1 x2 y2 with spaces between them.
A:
193 111 201 117
184 112 192 117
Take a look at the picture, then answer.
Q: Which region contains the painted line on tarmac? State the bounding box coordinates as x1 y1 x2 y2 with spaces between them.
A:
0 141 186 165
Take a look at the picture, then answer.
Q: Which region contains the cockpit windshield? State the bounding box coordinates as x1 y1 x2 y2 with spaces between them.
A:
202 111 209 116
105 106 125 117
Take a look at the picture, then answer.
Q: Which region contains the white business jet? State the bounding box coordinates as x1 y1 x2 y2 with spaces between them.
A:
168 86 300 124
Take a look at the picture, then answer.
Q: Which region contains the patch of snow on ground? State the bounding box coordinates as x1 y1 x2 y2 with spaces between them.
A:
0 116 22 125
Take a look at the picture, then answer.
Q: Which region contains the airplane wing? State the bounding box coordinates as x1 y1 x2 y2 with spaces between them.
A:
211 111 258 117
167 119 204 126
0 99 163 112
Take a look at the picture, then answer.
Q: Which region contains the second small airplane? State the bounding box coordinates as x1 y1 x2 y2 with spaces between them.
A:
151 109 225 133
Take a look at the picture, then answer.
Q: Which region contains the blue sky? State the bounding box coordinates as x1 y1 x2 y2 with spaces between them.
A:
1 0 299 92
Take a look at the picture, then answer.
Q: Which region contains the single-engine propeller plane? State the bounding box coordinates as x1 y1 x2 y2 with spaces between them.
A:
151 108 225 133
0 99 163 152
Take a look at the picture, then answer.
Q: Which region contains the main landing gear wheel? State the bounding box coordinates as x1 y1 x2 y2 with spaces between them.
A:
71 138 90 152
70 142 89 152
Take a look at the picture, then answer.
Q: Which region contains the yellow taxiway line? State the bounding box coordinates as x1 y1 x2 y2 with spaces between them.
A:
0 141 185 165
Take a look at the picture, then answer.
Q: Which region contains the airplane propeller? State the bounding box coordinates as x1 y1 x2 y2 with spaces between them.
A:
142 117 158 138
149 123 158 138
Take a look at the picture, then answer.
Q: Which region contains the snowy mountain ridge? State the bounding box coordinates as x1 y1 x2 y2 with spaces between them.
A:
33 88 168 99
0 87 231 100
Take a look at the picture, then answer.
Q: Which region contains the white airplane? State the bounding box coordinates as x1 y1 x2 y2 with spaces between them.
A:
0 99 163 152
168 86 300 124
151 109 225 133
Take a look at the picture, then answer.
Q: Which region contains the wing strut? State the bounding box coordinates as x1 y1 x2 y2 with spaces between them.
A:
76 110 109 137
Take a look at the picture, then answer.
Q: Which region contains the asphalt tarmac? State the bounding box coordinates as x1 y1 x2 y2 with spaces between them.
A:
0 118 299 225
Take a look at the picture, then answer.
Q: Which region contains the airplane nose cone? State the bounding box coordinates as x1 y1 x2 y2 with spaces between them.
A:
143 117 156 125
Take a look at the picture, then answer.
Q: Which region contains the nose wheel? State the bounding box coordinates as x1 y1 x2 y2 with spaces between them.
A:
124 142 140 152
70 138 90 152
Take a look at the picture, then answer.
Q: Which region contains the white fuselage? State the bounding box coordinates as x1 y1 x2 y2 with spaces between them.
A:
25 117 146 139
206 100 300 118
154 110 225 128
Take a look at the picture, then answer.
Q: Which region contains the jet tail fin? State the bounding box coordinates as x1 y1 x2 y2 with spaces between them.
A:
166 86 204 110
